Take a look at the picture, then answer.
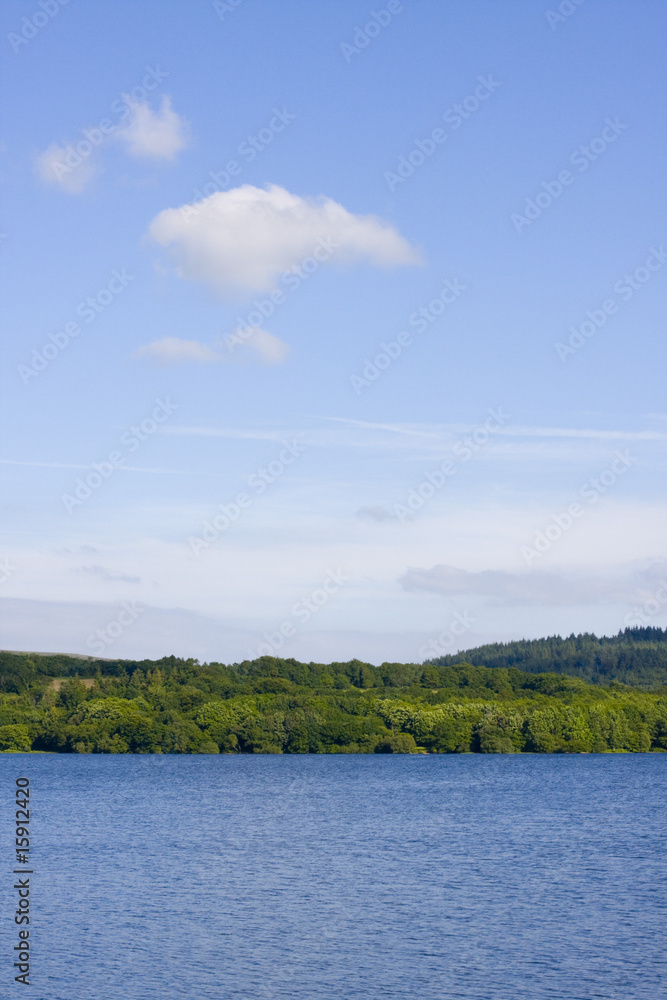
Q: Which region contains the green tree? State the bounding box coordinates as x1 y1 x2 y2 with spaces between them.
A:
56 678 88 709
374 733 418 753
0 724 32 752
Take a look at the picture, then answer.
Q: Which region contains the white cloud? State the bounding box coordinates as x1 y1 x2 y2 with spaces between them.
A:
147 183 421 297
34 96 187 195
133 330 289 366
34 141 99 194
133 337 220 365
115 95 188 160
399 563 664 607
240 327 290 364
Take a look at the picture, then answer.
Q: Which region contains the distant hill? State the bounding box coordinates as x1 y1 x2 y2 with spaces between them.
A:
2 627 667 694
428 627 667 689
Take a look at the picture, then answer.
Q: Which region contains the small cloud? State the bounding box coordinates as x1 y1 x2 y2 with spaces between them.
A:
34 141 99 194
34 96 186 196
80 565 141 584
240 327 290 365
399 563 641 607
116 96 188 160
148 183 422 298
134 330 290 367
133 337 220 365
356 505 394 522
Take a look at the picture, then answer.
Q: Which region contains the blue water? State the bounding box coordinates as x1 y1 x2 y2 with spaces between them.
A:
2 754 665 1000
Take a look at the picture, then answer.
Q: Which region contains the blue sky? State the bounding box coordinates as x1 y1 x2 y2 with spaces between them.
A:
1 0 665 664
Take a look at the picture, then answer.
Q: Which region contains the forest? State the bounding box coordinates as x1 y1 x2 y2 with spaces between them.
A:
429 626 667 687
1 628 666 754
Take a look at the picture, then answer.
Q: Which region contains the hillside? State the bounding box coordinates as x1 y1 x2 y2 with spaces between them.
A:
427 627 667 689
1 634 667 754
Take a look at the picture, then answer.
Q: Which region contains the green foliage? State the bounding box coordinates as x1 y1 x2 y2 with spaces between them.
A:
2 638 667 754
56 678 89 709
428 628 667 689
374 733 418 753
0 724 32 752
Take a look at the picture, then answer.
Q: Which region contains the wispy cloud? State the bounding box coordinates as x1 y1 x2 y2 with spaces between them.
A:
149 416 667 463
33 95 187 195
80 565 141 584
324 415 667 443
399 563 666 607
356 505 395 522
34 141 99 193
324 416 441 439
501 425 667 442
160 425 289 442
133 337 220 365
0 459 184 474
133 330 289 366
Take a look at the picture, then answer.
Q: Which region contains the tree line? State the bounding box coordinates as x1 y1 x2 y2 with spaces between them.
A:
428 627 667 688
0 633 666 754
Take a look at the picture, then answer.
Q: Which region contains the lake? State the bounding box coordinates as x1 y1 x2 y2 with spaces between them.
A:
3 753 665 999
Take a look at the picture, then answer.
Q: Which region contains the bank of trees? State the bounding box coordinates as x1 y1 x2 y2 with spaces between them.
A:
429 627 667 688
1 645 666 754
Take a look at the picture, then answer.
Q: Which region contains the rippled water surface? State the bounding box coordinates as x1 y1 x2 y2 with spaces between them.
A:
2 754 665 1000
